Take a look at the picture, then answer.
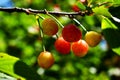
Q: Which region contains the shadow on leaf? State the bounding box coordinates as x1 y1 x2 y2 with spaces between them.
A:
14 61 42 80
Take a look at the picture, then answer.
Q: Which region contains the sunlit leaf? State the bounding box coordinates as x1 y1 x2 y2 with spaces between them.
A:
88 0 113 6
92 6 111 17
112 0 120 6
0 53 25 80
0 72 17 80
0 53 42 80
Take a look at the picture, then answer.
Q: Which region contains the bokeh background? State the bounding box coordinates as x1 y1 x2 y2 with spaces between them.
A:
0 0 120 80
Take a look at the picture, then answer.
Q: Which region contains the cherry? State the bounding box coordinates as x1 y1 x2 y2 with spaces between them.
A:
72 4 80 12
54 37 71 54
37 51 54 69
85 31 102 47
42 18 58 36
62 24 82 42
71 39 88 57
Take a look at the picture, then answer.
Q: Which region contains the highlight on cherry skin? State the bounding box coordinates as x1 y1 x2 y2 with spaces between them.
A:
41 18 59 36
37 51 54 69
62 24 82 42
71 39 89 57
54 36 71 55
85 31 102 47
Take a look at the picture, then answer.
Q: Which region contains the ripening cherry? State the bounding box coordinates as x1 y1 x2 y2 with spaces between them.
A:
42 18 59 36
54 37 71 54
37 51 54 69
71 39 88 57
85 31 102 47
62 24 82 42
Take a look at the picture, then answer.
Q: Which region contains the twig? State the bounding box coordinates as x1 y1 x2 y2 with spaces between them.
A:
36 16 46 51
73 18 88 32
0 7 91 16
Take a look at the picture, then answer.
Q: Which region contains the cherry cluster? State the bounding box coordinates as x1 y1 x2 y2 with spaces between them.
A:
37 17 102 69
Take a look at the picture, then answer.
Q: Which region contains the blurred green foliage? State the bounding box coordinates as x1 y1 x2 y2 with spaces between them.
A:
0 0 120 80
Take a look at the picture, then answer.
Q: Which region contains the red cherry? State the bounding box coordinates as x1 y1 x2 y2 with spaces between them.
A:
71 39 88 57
72 4 80 12
54 37 71 54
62 24 82 42
37 51 54 69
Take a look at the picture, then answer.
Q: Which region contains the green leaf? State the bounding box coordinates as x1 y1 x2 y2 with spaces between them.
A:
76 1 86 10
101 17 120 55
112 48 120 54
92 6 111 17
0 53 42 80
112 0 120 6
0 72 17 80
88 0 120 7
0 53 24 79
88 0 113 6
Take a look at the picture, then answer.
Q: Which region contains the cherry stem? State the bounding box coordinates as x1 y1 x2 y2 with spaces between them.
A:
36 15 46 51
36 14 45 20
73 18 88 33
55 34 59 39
45 9 64 28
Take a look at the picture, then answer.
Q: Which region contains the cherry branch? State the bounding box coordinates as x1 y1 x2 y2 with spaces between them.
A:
0 7 92 16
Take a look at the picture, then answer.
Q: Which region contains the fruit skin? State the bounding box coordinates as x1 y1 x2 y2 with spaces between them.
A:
71 39 88 57
62 24 82 42
54 37 71 54
42 18 58 36
37 51 54 69
85 31 102 47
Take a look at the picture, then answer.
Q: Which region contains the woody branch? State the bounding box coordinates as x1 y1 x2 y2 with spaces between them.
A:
0 7 93 16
